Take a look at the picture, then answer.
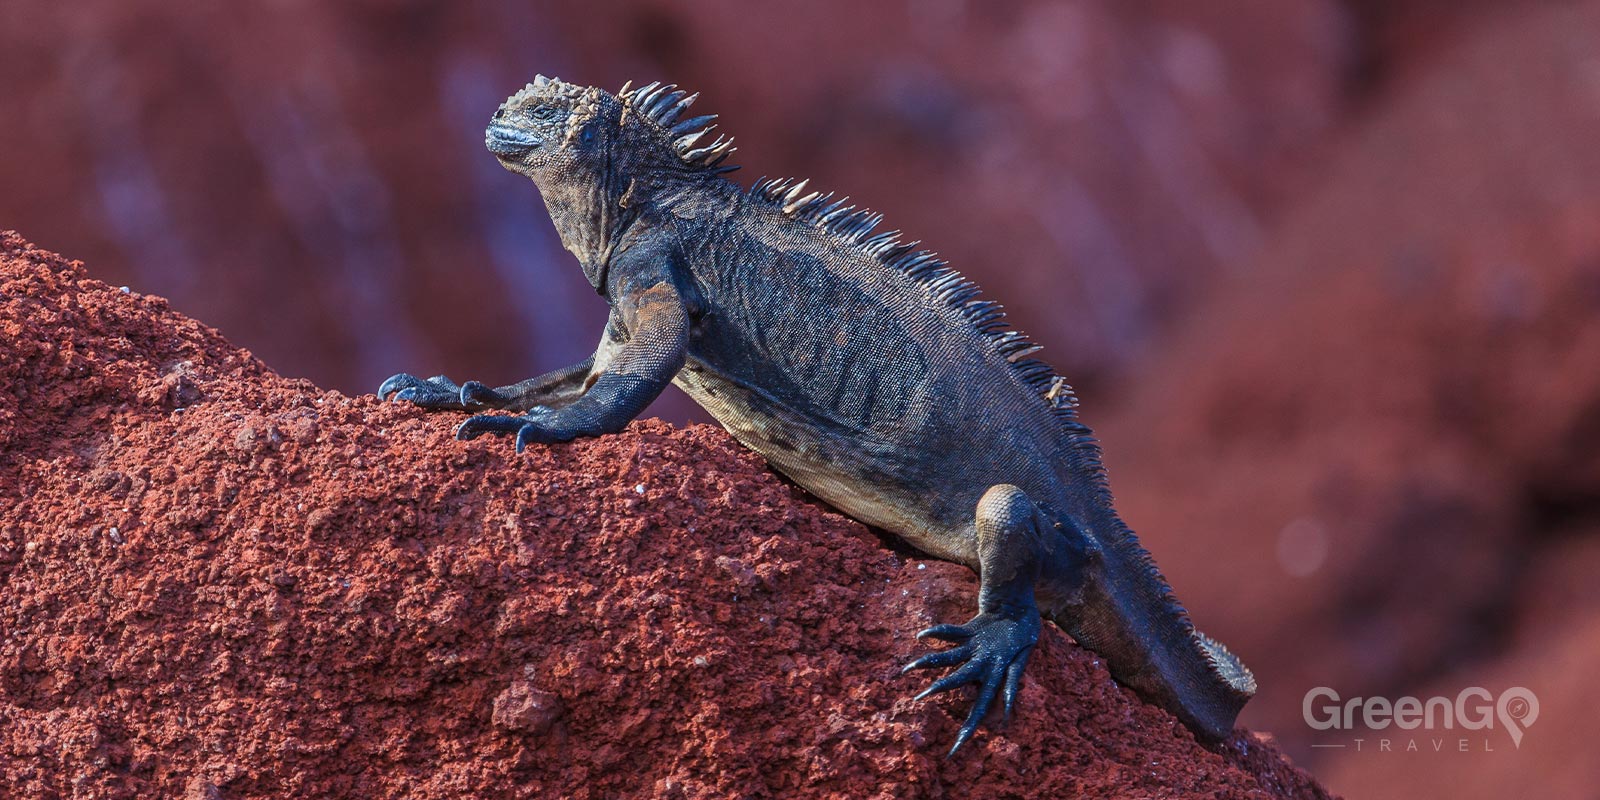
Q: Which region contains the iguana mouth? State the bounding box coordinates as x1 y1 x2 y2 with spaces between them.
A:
485 123 541 157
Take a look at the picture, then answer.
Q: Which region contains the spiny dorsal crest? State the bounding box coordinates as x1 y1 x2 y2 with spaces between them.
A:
748 175 1074 404
618 80 739 173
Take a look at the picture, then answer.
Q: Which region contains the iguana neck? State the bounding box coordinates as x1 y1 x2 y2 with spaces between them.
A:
539 123 669 292
540 161 635 291
542 165 725 294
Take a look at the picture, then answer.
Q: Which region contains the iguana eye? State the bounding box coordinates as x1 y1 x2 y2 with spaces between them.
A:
531 106 558 121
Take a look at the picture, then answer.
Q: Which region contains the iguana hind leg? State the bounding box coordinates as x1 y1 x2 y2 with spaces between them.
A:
902 483 1086 755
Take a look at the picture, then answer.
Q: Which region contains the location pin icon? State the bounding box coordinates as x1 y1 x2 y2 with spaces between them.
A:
1496 687 1539 749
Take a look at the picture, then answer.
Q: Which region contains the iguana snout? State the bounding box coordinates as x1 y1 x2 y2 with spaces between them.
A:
485 122 542 157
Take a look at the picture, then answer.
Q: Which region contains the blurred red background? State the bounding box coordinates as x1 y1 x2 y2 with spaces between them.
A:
3 1 1598 796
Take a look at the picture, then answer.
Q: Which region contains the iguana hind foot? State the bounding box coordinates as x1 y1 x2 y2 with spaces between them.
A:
902 484 1085 755
905 608 1040 756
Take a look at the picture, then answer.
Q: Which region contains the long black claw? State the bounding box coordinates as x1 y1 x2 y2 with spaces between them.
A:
1002 648 1031 719
950 695 994 756
948 728 976 758
951 666 1007 755
914 660 985 701
901 646 971 674
378 373 423 400
456 414 526 441
917 624 974 642
460 380 507 408
515 423 540 453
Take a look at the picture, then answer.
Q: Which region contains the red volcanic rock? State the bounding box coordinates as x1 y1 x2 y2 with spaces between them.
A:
491 677 562 736
0 232 1331 797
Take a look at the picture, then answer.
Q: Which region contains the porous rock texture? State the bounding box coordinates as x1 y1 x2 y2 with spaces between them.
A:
0 231 1333 798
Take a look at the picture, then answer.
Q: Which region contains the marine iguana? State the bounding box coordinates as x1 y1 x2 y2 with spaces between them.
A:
378 76 1255 754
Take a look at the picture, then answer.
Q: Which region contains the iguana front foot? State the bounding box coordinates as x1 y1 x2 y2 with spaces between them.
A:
378 373 512 411
456 410 567 451
903 604 1040 756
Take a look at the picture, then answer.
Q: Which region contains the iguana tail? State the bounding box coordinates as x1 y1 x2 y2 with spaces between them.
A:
1032 383 1254 740
1053 515 1257 741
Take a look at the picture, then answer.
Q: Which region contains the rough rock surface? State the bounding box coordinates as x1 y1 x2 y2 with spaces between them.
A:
0 232 1332 797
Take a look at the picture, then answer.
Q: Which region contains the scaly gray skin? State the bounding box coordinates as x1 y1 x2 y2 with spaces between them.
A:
379 76 1256 754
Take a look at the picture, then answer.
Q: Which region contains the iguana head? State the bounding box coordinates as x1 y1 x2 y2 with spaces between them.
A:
486 75 611 178
487 76 736 186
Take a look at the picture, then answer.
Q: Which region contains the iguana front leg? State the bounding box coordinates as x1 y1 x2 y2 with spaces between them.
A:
453 281 688 452
902 484 1087 755
378 357 597 413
